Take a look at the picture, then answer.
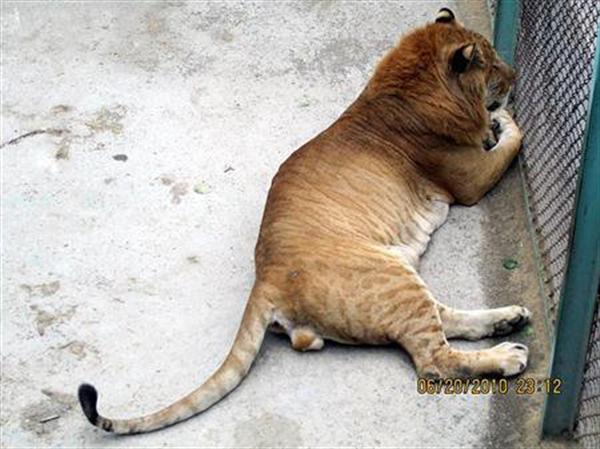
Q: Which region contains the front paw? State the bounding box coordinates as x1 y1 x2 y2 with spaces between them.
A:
483 129 497 151
482 109 511 151
490 107 512 124
489 108 523 146
483 119 502 151
491 118 501 140
490 108 518 134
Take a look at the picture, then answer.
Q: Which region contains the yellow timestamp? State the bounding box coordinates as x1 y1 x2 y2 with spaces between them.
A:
417 377 562 395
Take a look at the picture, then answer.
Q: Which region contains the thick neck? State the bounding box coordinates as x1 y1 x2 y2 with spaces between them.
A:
333 69 488 198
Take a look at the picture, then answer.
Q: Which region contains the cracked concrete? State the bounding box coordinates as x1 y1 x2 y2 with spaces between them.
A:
1 1 571 447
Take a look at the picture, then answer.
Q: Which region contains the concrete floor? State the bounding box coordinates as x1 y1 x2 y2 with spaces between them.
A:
1 1 560 447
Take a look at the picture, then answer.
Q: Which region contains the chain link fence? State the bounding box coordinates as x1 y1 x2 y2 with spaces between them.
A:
507 0 599 445
514 0 598 321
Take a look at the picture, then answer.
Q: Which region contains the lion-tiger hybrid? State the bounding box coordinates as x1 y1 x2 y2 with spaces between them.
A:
79 8 529 434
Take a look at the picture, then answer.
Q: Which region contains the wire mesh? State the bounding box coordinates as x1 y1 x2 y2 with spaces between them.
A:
509 0 599 445
514 0 598 322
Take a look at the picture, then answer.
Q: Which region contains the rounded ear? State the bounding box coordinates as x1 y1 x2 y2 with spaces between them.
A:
450 43 481 73
435 8 456 23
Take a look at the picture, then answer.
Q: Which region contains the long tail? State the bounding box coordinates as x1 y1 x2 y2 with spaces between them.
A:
78 285 274 434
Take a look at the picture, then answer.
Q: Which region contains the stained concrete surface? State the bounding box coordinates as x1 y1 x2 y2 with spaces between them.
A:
0 1 565 447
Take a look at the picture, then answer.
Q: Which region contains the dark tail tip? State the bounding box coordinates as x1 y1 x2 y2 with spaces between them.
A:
78 383 99 426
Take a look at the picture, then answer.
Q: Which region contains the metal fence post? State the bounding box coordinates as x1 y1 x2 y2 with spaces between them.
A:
542 18 600 437
493 0 520 66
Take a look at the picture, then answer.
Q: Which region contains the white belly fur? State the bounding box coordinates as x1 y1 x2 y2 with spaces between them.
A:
387 199 450 268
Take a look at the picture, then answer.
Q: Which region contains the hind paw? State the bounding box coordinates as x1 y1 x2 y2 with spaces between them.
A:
491 342 529 376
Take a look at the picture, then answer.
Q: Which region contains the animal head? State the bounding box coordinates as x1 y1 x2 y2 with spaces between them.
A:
434 7 515 112
359 7 516 145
